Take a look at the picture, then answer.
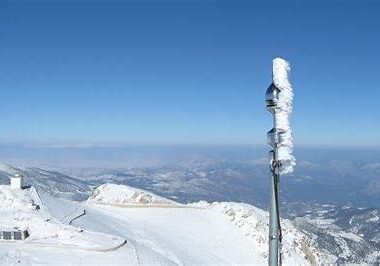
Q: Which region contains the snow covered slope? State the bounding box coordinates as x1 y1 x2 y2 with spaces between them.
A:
0 185 129 264
0 166 332 265
83 183 331 265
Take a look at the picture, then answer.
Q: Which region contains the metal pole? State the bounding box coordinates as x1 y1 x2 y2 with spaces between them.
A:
266 85 284 266
268 149 279 266
266 57 294 266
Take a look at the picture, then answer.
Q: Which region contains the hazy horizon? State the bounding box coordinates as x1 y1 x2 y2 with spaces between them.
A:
1 144 379 169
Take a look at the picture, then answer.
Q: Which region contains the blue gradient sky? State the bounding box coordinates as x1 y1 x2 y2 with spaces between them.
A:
0 1 379 147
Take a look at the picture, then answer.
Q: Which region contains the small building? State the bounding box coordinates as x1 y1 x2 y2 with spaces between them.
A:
10 173 23 189
0 229 29 240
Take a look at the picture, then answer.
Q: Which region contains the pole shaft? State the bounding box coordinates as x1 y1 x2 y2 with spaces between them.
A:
269 149 279 266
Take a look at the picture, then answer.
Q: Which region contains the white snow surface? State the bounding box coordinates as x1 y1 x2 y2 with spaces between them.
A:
0 182 329 265
0 185 127 265
85 183 328 265
88 183 177 206
272 57 296 174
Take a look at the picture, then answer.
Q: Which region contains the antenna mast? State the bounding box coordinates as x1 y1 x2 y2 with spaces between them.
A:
266 58 295 266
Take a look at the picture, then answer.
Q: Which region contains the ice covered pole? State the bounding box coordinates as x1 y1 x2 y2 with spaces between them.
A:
267 58 296 174
266 58 296 266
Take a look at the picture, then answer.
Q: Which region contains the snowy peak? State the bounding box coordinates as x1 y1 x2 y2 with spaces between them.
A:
88 183 177 206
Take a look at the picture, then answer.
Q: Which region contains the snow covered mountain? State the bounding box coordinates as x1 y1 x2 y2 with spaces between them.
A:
84 183 331 265
1 162 379 264
0 163 330 265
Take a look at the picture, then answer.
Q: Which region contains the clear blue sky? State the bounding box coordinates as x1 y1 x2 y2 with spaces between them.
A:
0 1 379 147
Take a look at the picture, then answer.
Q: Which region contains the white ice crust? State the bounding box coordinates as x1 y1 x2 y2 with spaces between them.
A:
272 57 296 174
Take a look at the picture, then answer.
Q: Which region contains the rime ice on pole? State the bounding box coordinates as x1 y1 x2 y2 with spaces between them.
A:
272 57 296 174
